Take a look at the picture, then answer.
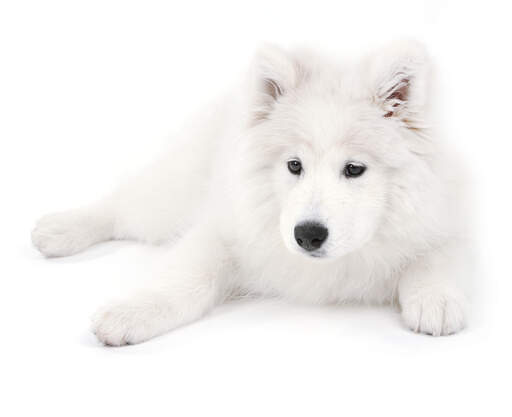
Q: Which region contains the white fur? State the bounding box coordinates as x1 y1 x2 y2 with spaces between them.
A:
32 40 469 345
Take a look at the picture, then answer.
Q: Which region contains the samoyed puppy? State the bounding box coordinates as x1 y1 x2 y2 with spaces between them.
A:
32 40 469 345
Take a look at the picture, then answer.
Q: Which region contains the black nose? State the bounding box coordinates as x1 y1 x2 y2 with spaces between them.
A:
294 222 328 251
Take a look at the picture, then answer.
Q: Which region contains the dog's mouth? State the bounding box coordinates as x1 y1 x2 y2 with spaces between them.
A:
306 250 325 258
295 247 329 260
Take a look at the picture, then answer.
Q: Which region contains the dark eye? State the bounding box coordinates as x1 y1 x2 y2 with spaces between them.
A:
344 163 366 178
287 159 302 175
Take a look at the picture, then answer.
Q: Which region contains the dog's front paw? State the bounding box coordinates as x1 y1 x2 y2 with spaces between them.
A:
32 210 107 257
400 289 467 336
91 296 172 346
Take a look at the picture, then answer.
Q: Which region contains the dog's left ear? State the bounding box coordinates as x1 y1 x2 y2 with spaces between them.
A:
249 44 302 123
369 40 431 129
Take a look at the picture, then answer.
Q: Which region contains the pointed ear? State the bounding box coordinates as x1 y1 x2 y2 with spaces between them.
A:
249 44 302 123
369 40 431 129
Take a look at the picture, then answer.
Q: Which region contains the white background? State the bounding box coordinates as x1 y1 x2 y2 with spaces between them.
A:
1 1 510 416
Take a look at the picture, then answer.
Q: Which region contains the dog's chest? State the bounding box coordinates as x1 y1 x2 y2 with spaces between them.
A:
236 249 397 304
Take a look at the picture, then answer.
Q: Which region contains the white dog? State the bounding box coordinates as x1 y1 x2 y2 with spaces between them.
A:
32 40 469 345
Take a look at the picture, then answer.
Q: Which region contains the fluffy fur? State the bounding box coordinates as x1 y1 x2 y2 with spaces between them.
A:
32 40 469 345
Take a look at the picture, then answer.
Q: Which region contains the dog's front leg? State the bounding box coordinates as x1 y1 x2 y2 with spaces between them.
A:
92 225 233 346
398 245 469 336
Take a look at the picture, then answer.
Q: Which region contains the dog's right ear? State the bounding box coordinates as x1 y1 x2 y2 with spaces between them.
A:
249 44 301 123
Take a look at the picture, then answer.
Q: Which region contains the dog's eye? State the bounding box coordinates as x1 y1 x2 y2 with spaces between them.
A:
344 163 366 178
287 159 302 175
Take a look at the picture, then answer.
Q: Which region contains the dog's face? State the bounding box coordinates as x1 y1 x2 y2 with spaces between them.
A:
272 97 395 260
247 42 430 260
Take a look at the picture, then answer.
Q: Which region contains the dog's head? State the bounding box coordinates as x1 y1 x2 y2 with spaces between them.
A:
244 41 432 260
